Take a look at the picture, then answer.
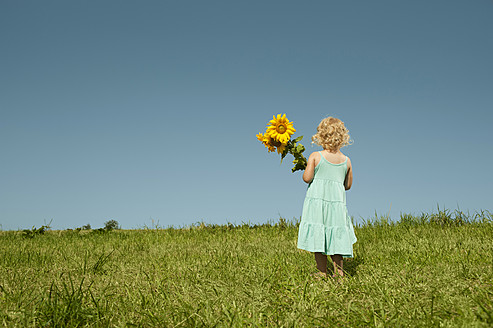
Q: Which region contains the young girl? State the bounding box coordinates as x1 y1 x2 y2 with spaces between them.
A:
297 117 357 278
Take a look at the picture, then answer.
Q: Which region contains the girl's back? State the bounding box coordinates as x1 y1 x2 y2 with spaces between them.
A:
314 150 347 179
314 150 347 166
306 150 348 204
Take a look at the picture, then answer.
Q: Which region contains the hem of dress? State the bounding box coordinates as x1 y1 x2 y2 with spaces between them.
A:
297 245 354 258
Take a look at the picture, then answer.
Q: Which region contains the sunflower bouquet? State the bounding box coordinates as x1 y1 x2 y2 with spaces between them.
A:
256 114 307 172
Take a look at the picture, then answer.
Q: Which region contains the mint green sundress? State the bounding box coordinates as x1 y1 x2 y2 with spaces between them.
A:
297 152 357 257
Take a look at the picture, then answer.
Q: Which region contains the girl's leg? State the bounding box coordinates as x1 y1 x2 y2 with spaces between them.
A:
314 252 328 275
330 254 344 276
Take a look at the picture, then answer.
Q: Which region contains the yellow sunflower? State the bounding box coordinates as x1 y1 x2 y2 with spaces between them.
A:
257 132 285 153
266 113 296 144
256 133 274 152
275 141 286 154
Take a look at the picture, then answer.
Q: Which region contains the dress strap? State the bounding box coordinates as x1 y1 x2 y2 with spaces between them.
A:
319 151 348 165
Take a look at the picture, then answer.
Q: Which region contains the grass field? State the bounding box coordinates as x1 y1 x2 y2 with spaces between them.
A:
1 209 492 327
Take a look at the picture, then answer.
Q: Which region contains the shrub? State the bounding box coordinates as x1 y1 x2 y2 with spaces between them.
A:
104 220 120 231
22 225 50 238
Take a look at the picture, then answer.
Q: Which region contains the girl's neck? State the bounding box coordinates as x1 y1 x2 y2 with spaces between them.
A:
323 149 340 154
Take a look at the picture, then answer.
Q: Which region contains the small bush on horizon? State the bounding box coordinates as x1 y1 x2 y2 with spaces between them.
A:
22 224 51 238
90 220 120 234
104 219 120 231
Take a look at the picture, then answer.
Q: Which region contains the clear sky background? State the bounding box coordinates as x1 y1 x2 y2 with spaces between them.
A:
1 0 492 230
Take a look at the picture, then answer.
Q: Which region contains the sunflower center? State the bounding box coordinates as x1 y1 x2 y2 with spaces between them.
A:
277 125 286 134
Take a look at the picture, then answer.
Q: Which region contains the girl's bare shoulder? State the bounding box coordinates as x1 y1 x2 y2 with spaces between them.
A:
308 151 321 166
341 152 352 167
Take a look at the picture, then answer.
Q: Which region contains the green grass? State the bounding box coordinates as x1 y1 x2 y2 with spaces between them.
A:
1 210 492 327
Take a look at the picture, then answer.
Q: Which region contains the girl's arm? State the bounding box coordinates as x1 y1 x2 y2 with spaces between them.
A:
344 157 353 190
302 152 318 183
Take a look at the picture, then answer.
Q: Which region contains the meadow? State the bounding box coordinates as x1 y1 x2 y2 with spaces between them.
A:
1 209 492 327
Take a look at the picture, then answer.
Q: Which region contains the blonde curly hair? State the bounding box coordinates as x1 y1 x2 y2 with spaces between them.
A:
312 117 352 151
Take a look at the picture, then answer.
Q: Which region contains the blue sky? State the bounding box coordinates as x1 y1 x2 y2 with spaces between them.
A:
1 0 492 230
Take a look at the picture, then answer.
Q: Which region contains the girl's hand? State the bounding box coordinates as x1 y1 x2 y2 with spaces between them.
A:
344 157 353 190
302 152 318 183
